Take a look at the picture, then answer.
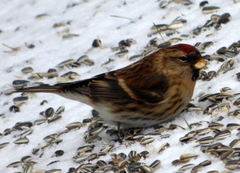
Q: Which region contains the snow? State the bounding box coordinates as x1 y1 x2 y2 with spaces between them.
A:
1 0 240 172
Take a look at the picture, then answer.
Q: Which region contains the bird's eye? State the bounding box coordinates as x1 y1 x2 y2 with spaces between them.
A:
178 56 188 62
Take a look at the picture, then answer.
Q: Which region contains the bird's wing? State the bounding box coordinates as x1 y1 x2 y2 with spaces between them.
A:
62 71 169 103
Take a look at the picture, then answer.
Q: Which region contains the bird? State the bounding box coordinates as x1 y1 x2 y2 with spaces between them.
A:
13 44 206 130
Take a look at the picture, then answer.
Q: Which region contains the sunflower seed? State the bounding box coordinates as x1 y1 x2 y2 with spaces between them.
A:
62 34 79 39
12 96 28 105
96 160 107 167
178 164 195 171
33 118 47 125
92 39 103 48
43 134 59 143
48 115 62 123
21 67 34 74
202 6 220 14
197 128 211 136
56 59 75 69
214 130 231 140
87 153 98 161
218 13 231 24
76 55 89 63
20 129 34 138
35 13 49 19
229 139 240 148
0 142 10 149
159 1 169 8
100 145 113 154
217 59 234 74
129 54 142 61
220 149 234 160
140 165 153 173
226 123 240 130
140 150 150 159
14 137 29 144
140 137 155 145
44 107 55 118
13 121 33 130
128 151 141 162
6 161 22 168
197 136 214 144
199 160 212 167
84 134 101 143
12 80 30 89
21 155 32 163
208 123 224 130
233 98 240 107
199 1 208 7
158 142 170 154
179 153 199 163
55 106 65 115
115 50 129 57
45 169 62 173
60 71 80 80
82 59 95 66
66 122 82 130
149 160 161 170
191 165 204 173
151 24 169 30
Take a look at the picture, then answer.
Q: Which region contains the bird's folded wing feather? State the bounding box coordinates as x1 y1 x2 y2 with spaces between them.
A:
62 71 169 103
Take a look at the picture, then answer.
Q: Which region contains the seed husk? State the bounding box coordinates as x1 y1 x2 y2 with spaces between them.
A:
48 115 62 123
149 160 161 170
62 34 79 39
128 151 141 162
45 169 62 173
179 153 199 163
55 106 65 115
9 103 21 110
178 164 195 171
140 137 155 145
6 161 22 168
158 142 170 153
197 136 214 144
66 122 82 130
226 123 240 130
14 137 29 144
21 67 34 74
208 123 224 130
214 130 231 140
202 6 220 14
0 142 10 149
92 39 103 48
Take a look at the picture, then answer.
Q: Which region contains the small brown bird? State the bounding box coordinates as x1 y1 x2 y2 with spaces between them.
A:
13 44 206 129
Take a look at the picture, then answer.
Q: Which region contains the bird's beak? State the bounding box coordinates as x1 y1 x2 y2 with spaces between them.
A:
194 58 207 69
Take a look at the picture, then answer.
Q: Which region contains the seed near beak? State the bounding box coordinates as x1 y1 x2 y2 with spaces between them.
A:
194 58 207 69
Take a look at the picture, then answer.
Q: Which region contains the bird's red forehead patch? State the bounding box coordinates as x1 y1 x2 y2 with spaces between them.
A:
177 44 197 53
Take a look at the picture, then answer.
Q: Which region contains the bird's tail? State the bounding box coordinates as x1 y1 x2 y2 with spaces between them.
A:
13 85 62 94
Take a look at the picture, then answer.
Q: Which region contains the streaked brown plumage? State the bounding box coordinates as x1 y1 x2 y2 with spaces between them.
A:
13 44 206 128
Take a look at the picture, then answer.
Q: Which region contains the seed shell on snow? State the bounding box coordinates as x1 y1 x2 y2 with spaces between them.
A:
45 169 62 173
139 136 155 145
21 67 34 74
62 33 79 39
149 159 161 170
0 142 10 149
197 136 215 144
13 137 29 144
6 161 22 168
178 163 195 171
202 6 220 14
179 153 199 163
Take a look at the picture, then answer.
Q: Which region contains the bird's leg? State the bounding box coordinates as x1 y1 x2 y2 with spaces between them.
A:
117 122 124 142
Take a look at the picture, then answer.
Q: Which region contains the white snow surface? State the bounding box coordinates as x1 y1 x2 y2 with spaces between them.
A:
1 0 240 172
